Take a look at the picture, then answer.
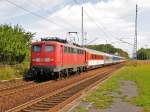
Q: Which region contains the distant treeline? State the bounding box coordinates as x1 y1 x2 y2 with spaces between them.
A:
137 48 150 60
0 24 34 64
86 44 129 58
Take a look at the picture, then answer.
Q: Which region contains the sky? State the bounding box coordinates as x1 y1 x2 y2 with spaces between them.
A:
0 0 150 57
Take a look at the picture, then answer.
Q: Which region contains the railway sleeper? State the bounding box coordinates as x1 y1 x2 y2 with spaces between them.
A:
21 108 41 112
37 103 58 108
30 104 57 110
22 109 47 112
50 95 69 99
31 104 53 109
24 106 49 111
37 101 58 105
39 100 61 105
30 103 57 110
34 103 56 107
43 100 61 103
45 97 68 102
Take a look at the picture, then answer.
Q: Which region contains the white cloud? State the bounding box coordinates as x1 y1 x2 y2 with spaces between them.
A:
0 0 64 21
139 0 150 8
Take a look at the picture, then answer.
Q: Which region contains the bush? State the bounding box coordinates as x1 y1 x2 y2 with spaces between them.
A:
0 24 34 64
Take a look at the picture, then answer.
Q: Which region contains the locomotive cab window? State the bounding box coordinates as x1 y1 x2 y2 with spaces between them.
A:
33 45 41 52
45 45 54 52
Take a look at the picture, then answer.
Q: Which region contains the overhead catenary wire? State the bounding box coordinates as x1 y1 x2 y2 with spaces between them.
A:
73 0 110 39
29 0 87 44
73 0 134 46
29 0 77 29
5 0 70 31
86 2 134 46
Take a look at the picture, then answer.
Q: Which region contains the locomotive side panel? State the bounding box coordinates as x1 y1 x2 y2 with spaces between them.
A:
62 46 86 71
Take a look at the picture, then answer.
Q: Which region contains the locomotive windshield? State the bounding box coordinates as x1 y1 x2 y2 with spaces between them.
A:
45 45 54 52
33 45 41 52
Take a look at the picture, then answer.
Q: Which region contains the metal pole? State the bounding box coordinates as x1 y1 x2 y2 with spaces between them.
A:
133 4 138 59
106 40 107 53
81 7 84 46
145 44 148 60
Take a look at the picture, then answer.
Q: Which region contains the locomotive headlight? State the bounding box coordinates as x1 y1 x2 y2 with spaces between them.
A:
35 58 40 62
44 58 51 62
32 58 40 62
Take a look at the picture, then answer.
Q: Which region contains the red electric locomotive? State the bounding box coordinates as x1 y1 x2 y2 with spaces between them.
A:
27 38 87 79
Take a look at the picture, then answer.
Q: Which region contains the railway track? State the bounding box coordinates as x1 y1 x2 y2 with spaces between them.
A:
0 80 55 97
4 64 123 112
0 79 34 93
0 81 34 93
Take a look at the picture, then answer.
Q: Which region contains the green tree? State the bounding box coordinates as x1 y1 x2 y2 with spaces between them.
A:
137 48 150 60
0 24 34 64
86 44 129 58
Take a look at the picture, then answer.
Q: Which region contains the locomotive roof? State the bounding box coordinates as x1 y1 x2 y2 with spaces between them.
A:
32 41 85 50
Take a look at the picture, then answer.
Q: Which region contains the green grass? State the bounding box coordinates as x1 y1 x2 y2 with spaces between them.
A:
81 61 150 111
0 62 29 80
82 69 121 109
71 106 88 112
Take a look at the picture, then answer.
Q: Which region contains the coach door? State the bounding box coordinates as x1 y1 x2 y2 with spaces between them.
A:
85 51 87 64
60 45 63 67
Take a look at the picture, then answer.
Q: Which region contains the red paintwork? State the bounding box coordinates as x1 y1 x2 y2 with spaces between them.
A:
31 41 86 68
31 41 56 67
86 52 104 60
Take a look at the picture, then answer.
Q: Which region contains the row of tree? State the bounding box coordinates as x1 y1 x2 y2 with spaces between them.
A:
0 24 34 64
137 48 150 60
86 44 129 58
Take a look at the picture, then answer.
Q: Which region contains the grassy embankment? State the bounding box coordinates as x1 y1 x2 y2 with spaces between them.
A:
76 61 150 112
0 62 29 80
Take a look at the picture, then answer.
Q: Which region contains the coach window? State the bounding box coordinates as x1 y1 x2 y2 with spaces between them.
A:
66 47 69 53
92 55 94 59
71 48 74 53
67 47 69 53
45 45 54 52
64 46 67 53
73 48 75 53
68 47 71 53
79 50 81 54
79 49 81 54
77 49 79 54
33 45 41 52
72 48 74 53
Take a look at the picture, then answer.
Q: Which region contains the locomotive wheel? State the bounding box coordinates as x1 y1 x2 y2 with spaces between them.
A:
53 72 58 80
64 69 69 78
77 68 80 75
58 72 62 80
